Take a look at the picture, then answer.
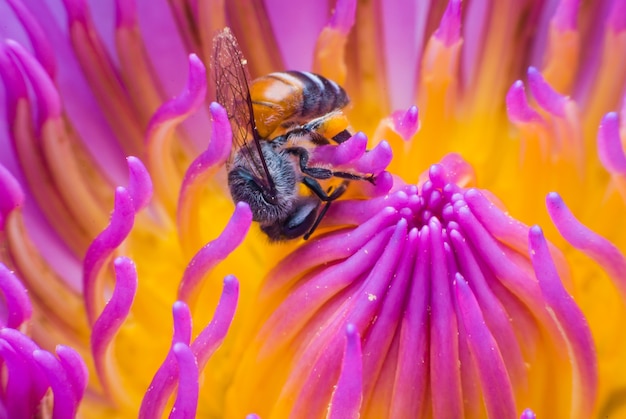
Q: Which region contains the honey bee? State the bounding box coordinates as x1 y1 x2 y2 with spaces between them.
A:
212 28 374 241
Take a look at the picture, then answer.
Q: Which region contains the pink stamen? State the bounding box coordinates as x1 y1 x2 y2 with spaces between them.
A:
428 218 463 418
0 164 24 230
170 342 199 419
33 349 78 419
329 0 356 35
434 0 462 46
126 156 153 211
528 225 597 417
140 276 239 419
392 106 420 141
145 54 207 143
506 80 545 124
328 324 363 419
389 228 429 417
552 0 580 32
90 257 138 397
0 338 38 418
178 202 251 303
546 192 626 299
139 301 193 419
55 345 88 407
454 274 517 418
527 67 567 117
83 186 135 324
0 328 49 406
0 263 32 329
597 112 626 173
310 132 368 166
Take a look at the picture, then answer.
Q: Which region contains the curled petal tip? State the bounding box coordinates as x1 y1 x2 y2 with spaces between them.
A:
126 157 153 211
597 112 626 173
506 80 544 124
527 67 567 117
393 106 420 140
329 0 356 34
435 0 462 46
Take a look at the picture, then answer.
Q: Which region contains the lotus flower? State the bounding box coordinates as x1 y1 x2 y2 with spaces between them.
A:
1 0 626 418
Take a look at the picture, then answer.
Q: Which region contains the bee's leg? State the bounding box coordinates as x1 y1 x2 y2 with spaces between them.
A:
331 129 352 144
286 147 375 184
301 178 349 240
302 177 349 202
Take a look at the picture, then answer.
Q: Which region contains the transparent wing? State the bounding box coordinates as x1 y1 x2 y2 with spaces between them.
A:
211 28 276 195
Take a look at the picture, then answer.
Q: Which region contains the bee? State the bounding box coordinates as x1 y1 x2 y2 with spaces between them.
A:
212 28 374 241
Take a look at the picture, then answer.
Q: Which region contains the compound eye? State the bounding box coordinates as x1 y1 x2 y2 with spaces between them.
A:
281 200 319 239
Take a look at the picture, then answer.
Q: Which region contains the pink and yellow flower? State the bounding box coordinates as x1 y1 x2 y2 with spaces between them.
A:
1 0 626 417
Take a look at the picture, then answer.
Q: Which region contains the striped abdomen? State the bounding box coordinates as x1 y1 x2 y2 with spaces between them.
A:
250 71 350 139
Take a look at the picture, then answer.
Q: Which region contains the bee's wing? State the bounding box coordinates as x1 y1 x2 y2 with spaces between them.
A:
212 28 276 196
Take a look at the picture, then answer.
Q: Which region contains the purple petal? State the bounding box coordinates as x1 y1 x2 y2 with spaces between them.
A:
55 345 88 405
552 0 579 31
0 41 28 124
169 343 199 419
520 408 537 419
0 263 32 328
178 202 251 303
528 226 597 417
126 156 153 211
90 257 138 395
6 40 61 126
434 0 462 46
454 274 517 419
506 80 545 124
597 112 626 173
83 187 135 324
0 164 24 230
607 0 626 31
33 349 77 419
527 67 567 117
6 0 56 77
546 192 626 299
115 0 136 28
327 324 362 419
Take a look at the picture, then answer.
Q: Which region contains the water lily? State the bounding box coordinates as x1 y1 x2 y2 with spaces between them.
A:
1 0 626 418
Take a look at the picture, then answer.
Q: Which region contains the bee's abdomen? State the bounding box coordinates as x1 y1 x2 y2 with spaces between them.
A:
250 71 349 138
